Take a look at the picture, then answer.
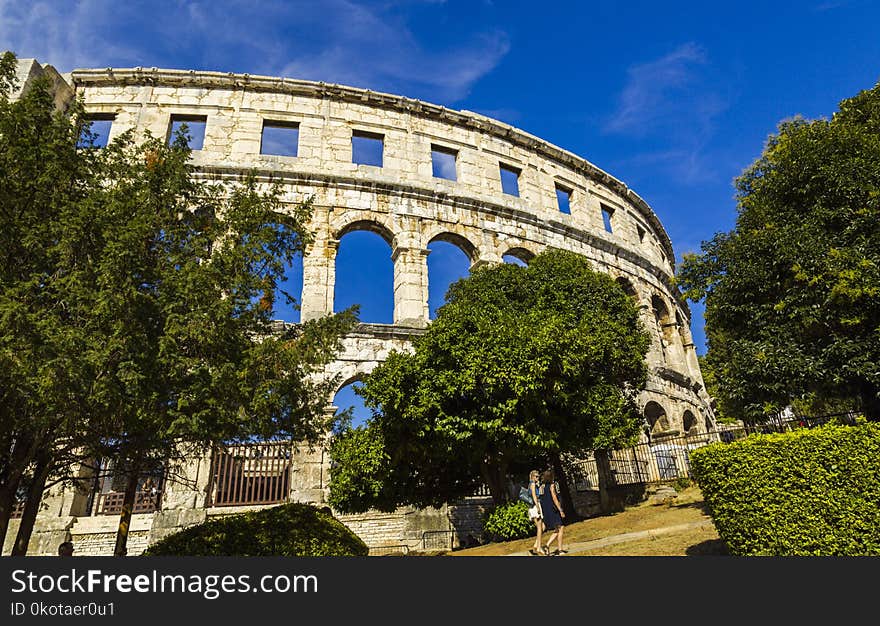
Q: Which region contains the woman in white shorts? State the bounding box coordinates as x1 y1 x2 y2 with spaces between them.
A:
527 469 545 555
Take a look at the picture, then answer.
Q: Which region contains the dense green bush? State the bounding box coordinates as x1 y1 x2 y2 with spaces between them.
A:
143 503 369 556
483 501 534 542
690 422 880 555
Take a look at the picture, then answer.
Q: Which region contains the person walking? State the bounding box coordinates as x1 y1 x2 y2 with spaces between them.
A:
527 469 544 556
537 469 567 555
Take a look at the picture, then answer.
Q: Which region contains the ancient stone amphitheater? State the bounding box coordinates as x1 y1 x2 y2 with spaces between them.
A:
7 59 715 556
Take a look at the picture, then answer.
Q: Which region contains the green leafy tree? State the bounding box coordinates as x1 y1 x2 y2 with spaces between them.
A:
329 249 650 513
0 51 357 555
0 52 107 548
677 80 880 422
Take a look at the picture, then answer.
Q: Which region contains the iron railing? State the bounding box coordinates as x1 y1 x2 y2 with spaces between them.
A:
208 441 293 507
86 459 165 516
568 412 861 490
94 489 161 516
368 544 410 556
422 529 455 551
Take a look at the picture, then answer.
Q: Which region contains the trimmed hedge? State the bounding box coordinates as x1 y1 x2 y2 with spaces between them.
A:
143 503 369 556
483 500 535 542
689 422 880 555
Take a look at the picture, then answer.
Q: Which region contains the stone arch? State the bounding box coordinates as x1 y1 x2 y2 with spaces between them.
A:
652 293 688 369
682 409 698 435
644 401 671 435
426 234 473 320
334 223 395 323
335 218 396 245
425 230 478 264
502 246 536 266
333 372 367 399
332 374 371 429
261 212 306 324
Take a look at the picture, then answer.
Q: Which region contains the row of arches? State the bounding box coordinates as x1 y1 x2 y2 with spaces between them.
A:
272 225 535 324
614 276 698 376
644 400 712 437
333 385 714 435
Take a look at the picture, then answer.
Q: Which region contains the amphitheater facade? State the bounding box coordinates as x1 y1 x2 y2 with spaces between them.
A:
5 59 715 556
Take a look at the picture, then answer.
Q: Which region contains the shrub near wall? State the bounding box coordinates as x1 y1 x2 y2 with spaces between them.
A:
483 501 534 542
144 503 369 556
689 422 880 556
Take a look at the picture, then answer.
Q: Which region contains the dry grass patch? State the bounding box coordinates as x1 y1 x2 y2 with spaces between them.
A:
450 485 726 557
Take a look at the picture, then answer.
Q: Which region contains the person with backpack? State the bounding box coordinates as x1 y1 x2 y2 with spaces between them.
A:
526 469 545 555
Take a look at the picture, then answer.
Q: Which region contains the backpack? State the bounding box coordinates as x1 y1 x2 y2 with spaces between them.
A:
518 484 534 506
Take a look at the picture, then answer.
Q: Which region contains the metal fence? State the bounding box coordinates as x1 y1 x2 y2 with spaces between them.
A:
94 490 161 516
568 412 860 490
422 529 456 551
367 544 410 556
208 441 293 507
86 459 165 516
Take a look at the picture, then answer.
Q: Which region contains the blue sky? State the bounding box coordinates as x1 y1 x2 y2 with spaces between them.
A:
4 0 880 423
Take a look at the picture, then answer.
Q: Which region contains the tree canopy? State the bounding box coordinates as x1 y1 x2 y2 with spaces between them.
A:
328 248 650 512
0 51 356 555
677 79 880 422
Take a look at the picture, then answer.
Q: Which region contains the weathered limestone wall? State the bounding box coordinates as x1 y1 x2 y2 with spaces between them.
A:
10 65 716 555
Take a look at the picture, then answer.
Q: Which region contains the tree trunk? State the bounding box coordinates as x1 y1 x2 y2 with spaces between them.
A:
860 387 880 422
113 459 141 557
550 452 576 519
0 434 38 548
11 452 53 556
479 459 508 506
594 449 617 514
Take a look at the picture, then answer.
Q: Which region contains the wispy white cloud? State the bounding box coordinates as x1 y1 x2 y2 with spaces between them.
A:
604 43 731 184
0 0 509 103
813 0 855 10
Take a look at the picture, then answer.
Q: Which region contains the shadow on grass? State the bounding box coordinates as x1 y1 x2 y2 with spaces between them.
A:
686 539 729 556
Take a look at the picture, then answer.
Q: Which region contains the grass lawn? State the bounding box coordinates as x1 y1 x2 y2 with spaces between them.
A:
448 485 728 557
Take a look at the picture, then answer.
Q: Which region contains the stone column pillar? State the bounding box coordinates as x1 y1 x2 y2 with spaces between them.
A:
470 252 502 272
682 341 701 381
300 237 339 322
392 245 429 327
661 321 688 372
640 302 665 365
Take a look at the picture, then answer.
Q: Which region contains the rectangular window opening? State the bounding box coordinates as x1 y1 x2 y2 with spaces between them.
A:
168 115 207 150
500 163 520 197
555 185 572 214
601 204 614 233
637 225 646 242
352 130 384 167
77 114 114 149
431 145 457 181
260 121 299 157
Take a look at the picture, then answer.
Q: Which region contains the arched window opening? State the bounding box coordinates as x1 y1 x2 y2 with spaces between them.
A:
427 237 472 320
644 401 670 436
682 410 698 435
502 247 534 266
651 295 675 360
335 229 393 324
272 253 304 324
333 380 371 430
